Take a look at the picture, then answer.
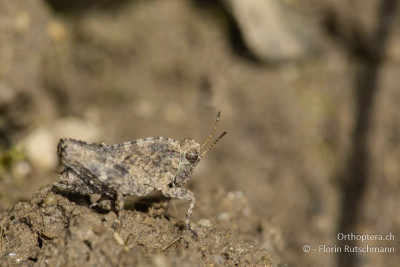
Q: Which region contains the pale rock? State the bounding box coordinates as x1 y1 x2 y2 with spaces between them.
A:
22 117 100 172
222 0 311 62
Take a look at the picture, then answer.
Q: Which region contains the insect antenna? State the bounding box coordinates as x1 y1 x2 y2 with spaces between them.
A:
200 131 227 158
200 111 221 150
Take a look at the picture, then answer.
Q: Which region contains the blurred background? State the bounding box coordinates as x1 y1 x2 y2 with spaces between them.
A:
0 0 399 266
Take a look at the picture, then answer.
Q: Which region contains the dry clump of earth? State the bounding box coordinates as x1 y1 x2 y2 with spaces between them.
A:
0 185 275 266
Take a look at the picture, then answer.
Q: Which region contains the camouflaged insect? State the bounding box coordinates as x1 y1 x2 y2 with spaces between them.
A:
55 112 226 228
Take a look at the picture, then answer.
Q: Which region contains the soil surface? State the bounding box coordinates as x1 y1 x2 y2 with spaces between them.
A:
0 186 274 266
1 0 400 266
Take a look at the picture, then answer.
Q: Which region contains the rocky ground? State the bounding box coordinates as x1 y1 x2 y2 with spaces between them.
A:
1 0 399 266
0 186 275 266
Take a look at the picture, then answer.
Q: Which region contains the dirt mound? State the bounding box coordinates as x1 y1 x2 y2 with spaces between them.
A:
1 185 275 266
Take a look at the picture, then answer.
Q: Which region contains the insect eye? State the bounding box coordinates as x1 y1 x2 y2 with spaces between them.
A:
185 151 198 163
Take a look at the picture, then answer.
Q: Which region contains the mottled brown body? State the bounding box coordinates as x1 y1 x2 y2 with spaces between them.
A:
55 112 226 228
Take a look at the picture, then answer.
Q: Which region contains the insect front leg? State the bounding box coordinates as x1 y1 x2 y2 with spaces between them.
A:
115 190 124 216
111 190 124 229
162 187 195 229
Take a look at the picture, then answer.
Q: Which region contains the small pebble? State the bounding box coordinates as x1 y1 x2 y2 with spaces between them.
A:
90 194 101 204
114 232 125 245
43 192 57 207
198 219 212 227
218 212 229 221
